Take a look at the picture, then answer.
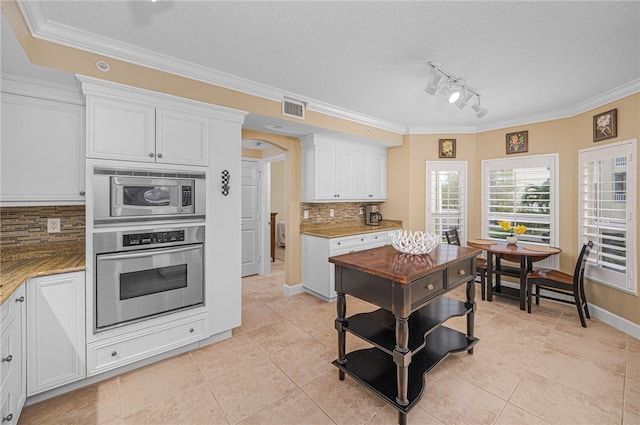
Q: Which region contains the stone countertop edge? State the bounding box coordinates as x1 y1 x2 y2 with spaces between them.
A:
300 220 403 238
0 242 85 305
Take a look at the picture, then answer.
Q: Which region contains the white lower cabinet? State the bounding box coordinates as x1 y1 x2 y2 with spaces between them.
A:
86 314 207 376
302 231 391 300
27 272 86 396
0 284 26 425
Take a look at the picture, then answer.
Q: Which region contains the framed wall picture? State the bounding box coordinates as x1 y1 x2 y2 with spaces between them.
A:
506 131 528 154
593 109 617 142
439 139 456 158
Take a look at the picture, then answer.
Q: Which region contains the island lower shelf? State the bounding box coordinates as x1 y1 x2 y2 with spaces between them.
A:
333 321 478 412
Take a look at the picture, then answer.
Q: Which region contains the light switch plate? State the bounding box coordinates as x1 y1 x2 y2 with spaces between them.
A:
47 218 61 233
303 210 309 219
329 209 335 217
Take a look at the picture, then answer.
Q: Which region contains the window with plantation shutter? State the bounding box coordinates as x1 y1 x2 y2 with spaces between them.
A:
579 139 637 295
426 161 467 243
482 154 559 268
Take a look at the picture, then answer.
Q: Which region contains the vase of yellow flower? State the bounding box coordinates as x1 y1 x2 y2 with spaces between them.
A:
498 221 528 245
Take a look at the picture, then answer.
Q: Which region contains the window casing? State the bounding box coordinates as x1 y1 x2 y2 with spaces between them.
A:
578 139 636 295
426 161 467 243
482 154 559 268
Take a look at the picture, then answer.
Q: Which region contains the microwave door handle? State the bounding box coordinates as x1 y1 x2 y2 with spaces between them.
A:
99 245 200 261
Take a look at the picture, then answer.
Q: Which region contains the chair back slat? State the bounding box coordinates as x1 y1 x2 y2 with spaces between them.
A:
573 241 594 286
444 228 461 246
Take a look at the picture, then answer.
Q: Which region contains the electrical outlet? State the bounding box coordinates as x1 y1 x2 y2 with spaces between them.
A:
329 209 335 217
359 207 364 215
47 218 61 233
303 210 309 219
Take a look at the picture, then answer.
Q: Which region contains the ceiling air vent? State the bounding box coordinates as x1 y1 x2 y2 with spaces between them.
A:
282 98 306 120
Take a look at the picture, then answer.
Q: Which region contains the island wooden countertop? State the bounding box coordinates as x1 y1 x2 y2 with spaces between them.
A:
329 244 480 284
0 242 85 304
300 220 402 238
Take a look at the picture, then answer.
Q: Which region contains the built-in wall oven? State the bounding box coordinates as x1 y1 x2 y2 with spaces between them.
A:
93 225 205 331
93 168 206 225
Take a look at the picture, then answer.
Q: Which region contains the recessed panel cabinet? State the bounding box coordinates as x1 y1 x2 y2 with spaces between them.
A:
81 77 209 166
0 284 26 425
0 93 85 203
27 272 86 396
302 135 387 202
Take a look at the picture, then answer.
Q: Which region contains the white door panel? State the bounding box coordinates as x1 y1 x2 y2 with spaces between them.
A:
241 160 260 277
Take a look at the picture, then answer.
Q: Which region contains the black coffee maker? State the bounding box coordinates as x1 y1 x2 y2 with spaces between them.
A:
365 204 382 226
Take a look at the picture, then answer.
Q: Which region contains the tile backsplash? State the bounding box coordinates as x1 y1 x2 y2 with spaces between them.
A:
0 206 85 247
300 202 380 225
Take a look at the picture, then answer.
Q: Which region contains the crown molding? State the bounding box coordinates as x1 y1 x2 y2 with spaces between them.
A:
0 73 84 104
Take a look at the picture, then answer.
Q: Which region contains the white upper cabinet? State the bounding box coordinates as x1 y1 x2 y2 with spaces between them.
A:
80 77 211 166
0 90 85 204
302 135 387 202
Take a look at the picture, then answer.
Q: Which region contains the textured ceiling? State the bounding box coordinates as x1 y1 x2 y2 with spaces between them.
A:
2 1 639 136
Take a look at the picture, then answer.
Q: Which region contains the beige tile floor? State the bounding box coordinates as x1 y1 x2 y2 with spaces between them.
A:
20 260 639 425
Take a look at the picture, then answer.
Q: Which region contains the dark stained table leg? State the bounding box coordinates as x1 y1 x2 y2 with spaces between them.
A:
393 315 410 408
486 252 494 302
336 291 347 381
518 256 527 310
399 411 407 425
466 278 476 354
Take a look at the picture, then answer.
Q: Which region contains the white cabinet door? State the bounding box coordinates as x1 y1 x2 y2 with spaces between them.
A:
354 152 371 199
370 152 387 200
11 285 25 422
156 108 208 166
1 94 85 203
27 272 85 396
335 149 355 199
315 146 337 200
87 96 156 162
0 284 26 425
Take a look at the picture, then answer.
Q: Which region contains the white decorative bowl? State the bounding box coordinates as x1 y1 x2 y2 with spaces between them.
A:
388 230 440 255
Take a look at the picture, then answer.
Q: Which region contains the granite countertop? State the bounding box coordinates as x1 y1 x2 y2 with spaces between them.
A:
0 241 85 304
300 220 402 238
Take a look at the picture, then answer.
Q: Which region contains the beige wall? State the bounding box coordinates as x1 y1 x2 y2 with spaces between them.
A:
386 93 640 325
270 160 286 223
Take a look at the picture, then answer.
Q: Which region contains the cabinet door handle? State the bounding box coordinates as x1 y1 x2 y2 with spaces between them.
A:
426 284 434 290
2 355 13 363
149 152 155 157
15 296 24 303
2 413 13 423
458 269 466 276
337 242 341 245
189 328 194 333
111 351 117 357
79 191 86 196
157 153 163 158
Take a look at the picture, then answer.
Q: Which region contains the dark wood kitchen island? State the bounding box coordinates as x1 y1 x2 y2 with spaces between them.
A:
329 244 480 425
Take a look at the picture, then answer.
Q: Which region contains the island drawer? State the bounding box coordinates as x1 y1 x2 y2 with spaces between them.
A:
410 272 446 310
447 258 474 289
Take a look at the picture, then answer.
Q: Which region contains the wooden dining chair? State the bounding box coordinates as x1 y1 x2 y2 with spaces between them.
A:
526 241 594 327
444 228 488 300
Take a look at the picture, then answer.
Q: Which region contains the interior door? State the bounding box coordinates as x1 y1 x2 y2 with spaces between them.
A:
241 160 260 277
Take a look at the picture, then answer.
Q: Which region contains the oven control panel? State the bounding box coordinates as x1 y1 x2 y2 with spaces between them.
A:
123 230 185 246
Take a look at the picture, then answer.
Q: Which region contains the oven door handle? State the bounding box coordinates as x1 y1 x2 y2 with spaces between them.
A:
98 245 200 260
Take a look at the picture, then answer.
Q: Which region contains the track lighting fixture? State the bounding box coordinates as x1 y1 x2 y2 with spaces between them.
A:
425 61 488 118
471 96 488 118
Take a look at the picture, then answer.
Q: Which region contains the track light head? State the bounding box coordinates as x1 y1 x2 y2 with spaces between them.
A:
471 98 488 118
440 82 460 103
424 74 443 95
455 88 473 110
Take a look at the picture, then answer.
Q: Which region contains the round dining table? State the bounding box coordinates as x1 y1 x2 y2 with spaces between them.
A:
467 239 562 310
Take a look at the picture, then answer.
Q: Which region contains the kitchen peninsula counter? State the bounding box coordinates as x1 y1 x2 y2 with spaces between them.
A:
300 220 402 238
0 241 85 304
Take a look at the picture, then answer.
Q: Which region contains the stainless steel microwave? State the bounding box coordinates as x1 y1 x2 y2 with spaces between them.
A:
93 168 205 225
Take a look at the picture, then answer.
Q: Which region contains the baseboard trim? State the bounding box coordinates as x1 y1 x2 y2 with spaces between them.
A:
589 304 640 340
283 283 305 297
